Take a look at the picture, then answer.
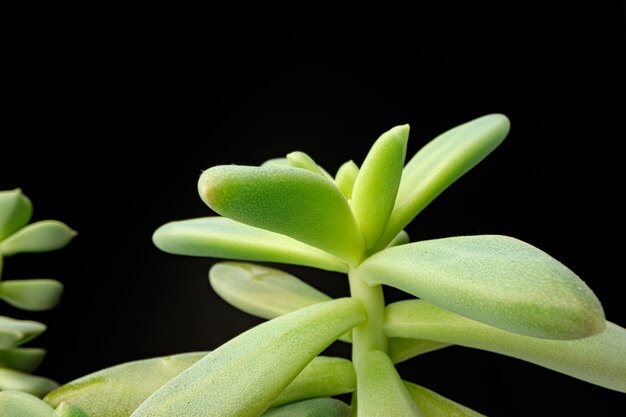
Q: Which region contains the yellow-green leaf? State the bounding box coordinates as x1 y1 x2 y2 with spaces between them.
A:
0 390 54 417
404 381 486 417
0 347 46 373
0 189 33 241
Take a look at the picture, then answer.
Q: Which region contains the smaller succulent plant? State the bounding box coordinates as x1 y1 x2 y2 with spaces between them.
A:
0 189 76 397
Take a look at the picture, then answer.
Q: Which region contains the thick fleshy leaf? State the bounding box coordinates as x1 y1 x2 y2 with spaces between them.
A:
154 217 346 272
53 402 91 417
351 125 408 250
0 368 58 397
387 230 410 248
0 316 46 348
356 350 424 417
131 298 365 417
0 390 54 417
198 165 364 264
273 356 356 407
374 114 510 250
388 338 450 364
44 352 207 416
385 300 626 393
0 220 76 256
360 235 605 339
404 381 486 417
0 279 64 311
262 398 351 417
0 189 33 241
261 158 290 167
335 160 359 199
0 347 46 372
287 151 329 178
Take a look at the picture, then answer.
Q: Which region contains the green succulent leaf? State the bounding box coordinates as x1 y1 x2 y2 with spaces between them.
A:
287 151 331 179
0 279 64 311
404 381 486 417
385 300 626 393
351 124 408 250
198 165 364 264
44 352 207 416
387 230 410 248
0 189 33 241
375 114 510 250
360 235 605 339
388 338 451 364
53 402 91 417
0 390 55 417
153 217 347 273
0 347 46 373
0 316 46 348
334 160 359 199
261 158 290 167
131 298 365 417
262 398 351 417
0 220 76 256
272 356 356 407
356 350 424 417
0 368 58 397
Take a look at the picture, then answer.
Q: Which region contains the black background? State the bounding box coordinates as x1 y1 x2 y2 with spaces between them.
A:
2 5 625 415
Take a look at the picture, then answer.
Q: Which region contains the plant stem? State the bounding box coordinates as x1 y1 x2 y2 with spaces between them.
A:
348 267 388 365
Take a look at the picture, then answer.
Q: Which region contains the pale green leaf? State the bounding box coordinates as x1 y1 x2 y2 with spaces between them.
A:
0 220 76 256
153 217 346 273
261 158 290 167
44 352 207 416
404 381 487 417
0 279 64 311
272 356 356 407
0 390 54 417
198 165 364 264
0 316 46 348
53 402 91 417
0 347 46 373
131 298 365 417
388 338 451 364
356 350 424 417
351 125 408 250
387 230 410 248
335 160 359 199
360 235 605 339
0 368 58 397
263 398 351 417
287 151 329 178
385 300 626 393
374 114 510 250
0 189 33 241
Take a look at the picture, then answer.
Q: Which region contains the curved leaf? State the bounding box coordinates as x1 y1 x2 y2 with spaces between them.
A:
356 350 424 417
44 352 207 416
261 158 290 167
374 114 510 250
0 368 58 397
387 230 410 248
153 217 346 272
360 235 605 339
0 347 46 373
388 338 450 364
0 220 76 256
0 390 54 417
287 151 329 178
335 160 359 199
0 279 64 311
404 381 486 417
0 316 46 348
53 402 91 417
385 300 626 393
131 298 365 417
351 125 408 250
262 398 351 417
198 165 364 264
0 189 33 241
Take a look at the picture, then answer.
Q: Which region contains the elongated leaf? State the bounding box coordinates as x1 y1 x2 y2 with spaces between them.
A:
154 217 346 272
404 381 486 417
335 160 359 199
0 316 46 348
0 189 33 241
374 114 510 250
198 165 364 264
356 350 424 417
0 347 46 372
44 352 207 416
273 356 356 407
0 368 58 397
388 338 450 364
131 298 365 417
352 125 408 250
360 235 605 339
53 402 91 417
0 279 64 311
262 398 351 417
0 220 76 256
385 300 626 393
0 390 54 417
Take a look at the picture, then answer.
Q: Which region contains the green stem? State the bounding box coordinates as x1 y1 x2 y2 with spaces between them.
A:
348 267 388 365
